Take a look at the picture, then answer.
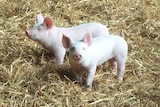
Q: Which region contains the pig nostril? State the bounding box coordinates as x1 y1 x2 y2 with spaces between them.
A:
75 55 78 59
74 54 82 60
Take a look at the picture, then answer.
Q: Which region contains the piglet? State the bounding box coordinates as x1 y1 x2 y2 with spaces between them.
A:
62 32 128 89
25 13 109 65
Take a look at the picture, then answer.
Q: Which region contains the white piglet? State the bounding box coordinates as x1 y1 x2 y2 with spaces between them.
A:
62 33 128 88
25 13 109 65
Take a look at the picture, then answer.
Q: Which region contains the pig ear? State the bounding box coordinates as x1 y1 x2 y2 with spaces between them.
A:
62 34 70 48
37 13 44 24
44 17 53 29
83 33 92 46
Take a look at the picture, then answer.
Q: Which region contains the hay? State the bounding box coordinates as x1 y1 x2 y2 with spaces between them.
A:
0 0 160 106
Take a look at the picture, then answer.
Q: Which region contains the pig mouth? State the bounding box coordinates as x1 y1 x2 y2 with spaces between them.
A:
25 30 29 35
26 34 30 38
73 57 81 61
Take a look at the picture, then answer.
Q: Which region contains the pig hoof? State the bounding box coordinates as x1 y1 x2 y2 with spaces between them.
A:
56 61 63 65
73 80 82 85
85 85 92 90
86 87 92 91
112 71 117 76
118 79 123 84
118 76 123 81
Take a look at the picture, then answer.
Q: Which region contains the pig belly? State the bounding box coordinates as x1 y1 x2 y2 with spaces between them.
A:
90 45 115 65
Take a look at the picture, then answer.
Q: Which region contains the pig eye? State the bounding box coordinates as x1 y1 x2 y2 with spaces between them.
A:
70 47 75 51
37 27 41 30
82 47 86 50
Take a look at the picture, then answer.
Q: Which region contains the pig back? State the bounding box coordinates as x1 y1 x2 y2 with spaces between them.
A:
89 35 126 65
60 22 109 41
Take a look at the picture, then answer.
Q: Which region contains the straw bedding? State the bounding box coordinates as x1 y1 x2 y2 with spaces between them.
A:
0 0 159 106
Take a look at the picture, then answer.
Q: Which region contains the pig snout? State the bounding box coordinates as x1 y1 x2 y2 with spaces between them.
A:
25 30 30 36
74 52 82 60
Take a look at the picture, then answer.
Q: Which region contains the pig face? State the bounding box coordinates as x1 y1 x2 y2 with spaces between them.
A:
62 33 92 63
26 23 47 41
70 41 88 62
26 13 53 42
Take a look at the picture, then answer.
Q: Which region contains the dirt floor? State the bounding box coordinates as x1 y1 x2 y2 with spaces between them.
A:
0 0 160 106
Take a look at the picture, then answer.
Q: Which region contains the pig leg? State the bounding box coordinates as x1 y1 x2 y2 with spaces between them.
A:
108 58 117 71
86 66 97 89
70 64 83 85
72 70 82 85
108 58 117 76
47 52 55 60
116 57 126 81
54 49 66 65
